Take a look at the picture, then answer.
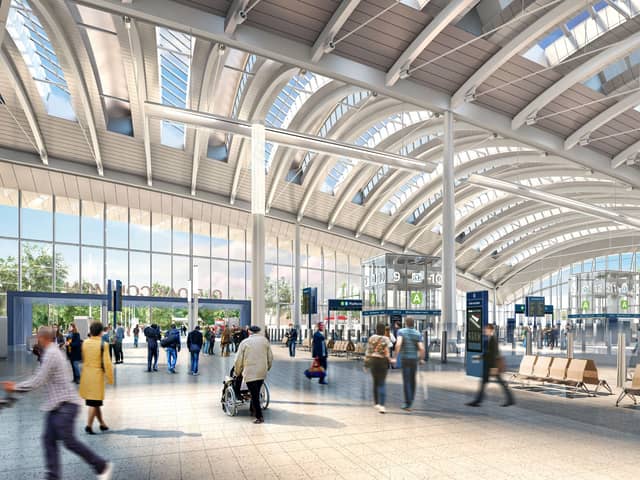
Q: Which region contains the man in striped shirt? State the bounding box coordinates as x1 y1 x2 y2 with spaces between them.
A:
2 326 113 480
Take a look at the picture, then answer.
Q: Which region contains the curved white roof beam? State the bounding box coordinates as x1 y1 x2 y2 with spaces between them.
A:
496 229 635 286
267 84 362 212
512 29 640 129
612 139 640 169
385 0 480 87
451 0 585 109
0 47 48 164
31 0 104 175
295 99 411 221
229 65 298 204
192 43 227 196
311 0 361 63
470 216 602 277
408 175 611 253
565 89 640 150
481 219 616 279
125 20 152 186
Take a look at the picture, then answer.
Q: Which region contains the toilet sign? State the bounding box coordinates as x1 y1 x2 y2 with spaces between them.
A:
410 291 423 305
621 299 629 311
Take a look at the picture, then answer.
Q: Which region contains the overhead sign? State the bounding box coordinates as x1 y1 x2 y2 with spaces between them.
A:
362 309 441 316
410 291 423 305
544 305 554 315
328 299 363 311
515 304 525 314
525 296 545 317
581 300 590 310
302 287 318 315
621 299 629 311
569 313 640 319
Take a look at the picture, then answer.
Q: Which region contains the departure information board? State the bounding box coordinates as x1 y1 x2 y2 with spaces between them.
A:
526 296 545 317
466 308 483 353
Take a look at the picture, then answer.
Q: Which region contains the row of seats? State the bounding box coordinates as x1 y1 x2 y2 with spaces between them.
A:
328 341 355 356
511 355 612 396
617 365 640 407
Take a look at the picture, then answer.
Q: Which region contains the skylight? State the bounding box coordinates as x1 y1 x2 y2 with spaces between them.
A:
399 0 430 11
156 27 193 149
523 1 639 68
264 71 331 171
6 0 76 121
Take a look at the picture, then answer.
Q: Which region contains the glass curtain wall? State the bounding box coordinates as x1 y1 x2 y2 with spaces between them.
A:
0 187 363 321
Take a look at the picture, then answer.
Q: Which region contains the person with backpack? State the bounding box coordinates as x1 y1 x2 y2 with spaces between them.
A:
162 324 181 374
392 317 425 412
143 324 161 372
187 326 203 376
365 323 392 414
79 322 114 434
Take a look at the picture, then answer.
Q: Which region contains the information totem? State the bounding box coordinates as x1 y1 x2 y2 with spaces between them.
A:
465 290 488 378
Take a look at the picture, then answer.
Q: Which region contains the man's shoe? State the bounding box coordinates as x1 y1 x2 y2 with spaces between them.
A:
253 418 264 424
378 406 386 414
466 401 481 407
319 380 328 385
193 372 199 376
501 401 515 407
401 404 412 412
153 368 158 372
97 462 114 480
146 369 151 372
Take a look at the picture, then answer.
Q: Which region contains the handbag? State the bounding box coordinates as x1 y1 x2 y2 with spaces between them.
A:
496 355 506 374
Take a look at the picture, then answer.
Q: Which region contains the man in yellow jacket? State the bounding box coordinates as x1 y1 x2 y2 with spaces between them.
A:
234 325 273 424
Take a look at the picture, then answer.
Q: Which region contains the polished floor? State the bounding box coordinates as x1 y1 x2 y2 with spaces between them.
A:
0 340 638 480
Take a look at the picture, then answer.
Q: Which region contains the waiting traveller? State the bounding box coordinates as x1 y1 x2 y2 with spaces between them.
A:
182 325 187 337
233 326 242 353
233 325 273 424
114 323 125 364
312 322 329 385
79 322 114 434
365 323 392 414
133 324 140 348
466 324 514 408
187 325 203 376
287 323 298 357
107 327 116 361
393 317 425 411
144 323 161 372
163 324 181 373
1 326 114 480
384 325 395 363
221 325 231 357
208 326 216 355
53 325 66 350
203 327 211 356
66 323 83 384
390 320 401 358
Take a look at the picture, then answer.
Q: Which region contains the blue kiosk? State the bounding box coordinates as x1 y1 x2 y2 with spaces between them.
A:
465 290 488 377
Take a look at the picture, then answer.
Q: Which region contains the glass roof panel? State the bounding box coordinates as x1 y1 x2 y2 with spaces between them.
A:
223 54 257 156
6 0 76 121
156 26 193 149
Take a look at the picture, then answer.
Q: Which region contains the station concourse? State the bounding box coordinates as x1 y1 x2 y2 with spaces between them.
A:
0 0 639 479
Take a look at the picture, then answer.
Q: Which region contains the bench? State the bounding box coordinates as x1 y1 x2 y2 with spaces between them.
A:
616 364 640 407
510 355 537 382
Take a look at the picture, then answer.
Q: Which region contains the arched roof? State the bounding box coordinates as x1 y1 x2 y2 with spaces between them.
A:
2 0 640 295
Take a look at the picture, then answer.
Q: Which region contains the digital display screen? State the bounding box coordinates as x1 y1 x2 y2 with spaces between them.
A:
526 296 545 317
466 307 483 353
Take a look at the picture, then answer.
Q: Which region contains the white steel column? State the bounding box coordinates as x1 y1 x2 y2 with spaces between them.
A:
294 223 301 329
441 111 456 346
251 123 266 330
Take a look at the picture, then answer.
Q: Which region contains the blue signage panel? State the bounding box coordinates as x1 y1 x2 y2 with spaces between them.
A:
362 309 442 317
569 313 640 319
526 296 545 317
328 299 363 311
302 287 318 315
515 304 525 314
544 305 554 315
466 291 488 378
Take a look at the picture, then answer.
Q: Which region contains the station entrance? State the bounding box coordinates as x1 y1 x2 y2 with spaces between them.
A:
6 290 251 346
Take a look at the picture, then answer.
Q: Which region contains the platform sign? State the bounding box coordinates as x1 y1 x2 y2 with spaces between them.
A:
621 299 629 311
410 291 423 305
515 304 525 315
466 291 488 378
301 287 317 315
506 318 516 343
328 299 363 311
525 296 545 317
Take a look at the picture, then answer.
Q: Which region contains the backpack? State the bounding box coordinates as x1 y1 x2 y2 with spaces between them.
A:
161 331 179 348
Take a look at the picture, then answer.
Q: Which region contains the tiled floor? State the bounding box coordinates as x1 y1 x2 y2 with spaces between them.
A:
0 341 638 479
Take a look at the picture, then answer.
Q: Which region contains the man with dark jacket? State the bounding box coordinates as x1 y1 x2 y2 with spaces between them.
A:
144 324 161 372
467 324 514 407
164 324 181 374
312 322 328 385
287 323 298 357
187 326 204 376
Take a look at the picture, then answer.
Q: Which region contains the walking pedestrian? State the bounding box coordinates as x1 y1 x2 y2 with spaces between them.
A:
466 324 514 408
143 324 161 372
132 324 140 348
287 323 298 357
114 323 125 364
79 322 114 434
208 326 215 355
163 324 181 373
233 326 273 424
66 323 83 384
392 317 425 412
1 326 114 480
312 322 328 385
233 326 242 353
203 327 211 356
187 325 203 376
365 323 392 413
221 325 231 357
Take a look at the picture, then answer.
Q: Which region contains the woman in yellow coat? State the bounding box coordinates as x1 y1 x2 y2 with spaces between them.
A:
79 322 114 434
